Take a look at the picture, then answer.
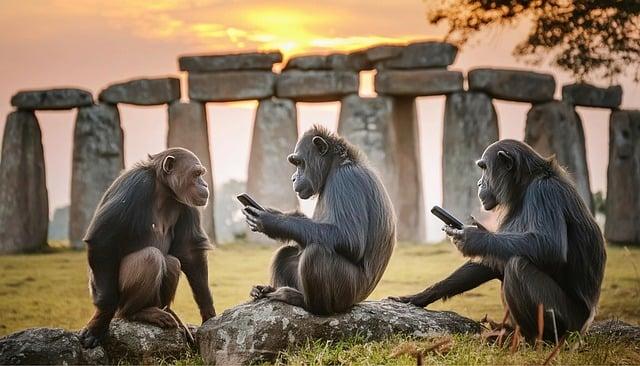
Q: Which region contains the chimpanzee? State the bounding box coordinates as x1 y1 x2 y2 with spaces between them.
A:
79 148 216 348
390 139 606 342
242 125 396 315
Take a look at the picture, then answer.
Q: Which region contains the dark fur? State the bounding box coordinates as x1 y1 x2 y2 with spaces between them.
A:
391 140 606 342
79 148 215 348
244 126 396 315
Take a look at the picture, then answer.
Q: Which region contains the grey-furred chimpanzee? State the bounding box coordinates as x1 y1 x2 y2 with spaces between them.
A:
390 139 606 342
242 126 396 315
79 148 216 348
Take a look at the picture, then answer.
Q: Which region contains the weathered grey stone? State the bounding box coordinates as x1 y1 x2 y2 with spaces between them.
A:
99 77 180 105
468 68 556 103
375 69 464 96
168 102 216 242
605 110 640 245
70 104 124 249
246 98 299 243
562 83 622 109
337 95 398 210
179 51 283 72
284 53 370 71
381 41 457 69
391 97 425 243
587 319 640 342
276 70 359 102
189 71 276 102
0 111 48 254
443 92 498 220
525 101 593 211
198 299 481 365
0 328 107 365
364 44 404 62
11 88 93 110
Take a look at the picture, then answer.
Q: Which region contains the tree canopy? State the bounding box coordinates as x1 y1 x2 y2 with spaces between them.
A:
428 0 640 81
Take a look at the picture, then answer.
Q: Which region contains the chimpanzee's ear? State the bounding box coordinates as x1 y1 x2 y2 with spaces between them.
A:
312 136 329 156
497 150 514 171
162 155 176 174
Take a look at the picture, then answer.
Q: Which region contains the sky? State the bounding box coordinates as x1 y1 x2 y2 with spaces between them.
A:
1 0 638 242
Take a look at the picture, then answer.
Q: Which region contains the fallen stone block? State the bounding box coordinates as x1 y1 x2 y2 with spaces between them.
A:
189 71 276 102
179 51 283 72
381 41 457 69
276 70 358 102
375 69 463 96
562 83 622 109
468 68 556 103
11 88 93 110
99 77 180 105
198 299 480 365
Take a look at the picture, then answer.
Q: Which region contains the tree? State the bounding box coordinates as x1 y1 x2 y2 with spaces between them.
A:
428 0 640 80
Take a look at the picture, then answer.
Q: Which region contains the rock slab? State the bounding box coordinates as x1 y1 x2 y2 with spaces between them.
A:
189 71 276 102
69 104 124 249
276 70 359 102
11 88 93 110
381 41 457 69
562 83 622 109
469 68 556 103
525 101 593 211
179 51 283 72
605 110 640 245
99 77 181 106
0 111 48 254
375 69 464 96
197 299 480 365
443 92 499 220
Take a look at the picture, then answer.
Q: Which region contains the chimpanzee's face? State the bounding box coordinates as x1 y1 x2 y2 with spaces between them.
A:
476 153 498 211
287 135 331 199
162 150 209 207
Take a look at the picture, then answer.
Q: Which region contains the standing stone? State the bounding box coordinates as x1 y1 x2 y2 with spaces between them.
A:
605 110 640 245
443 92 499 221
525 101 593 211
70 104 124 250
0 111 48 254
337 95 398 211
168 102 216 242
246 98 299 243
390 97 425 243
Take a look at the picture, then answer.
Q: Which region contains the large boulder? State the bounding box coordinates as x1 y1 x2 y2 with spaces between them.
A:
605 110 640 245
11 88 93 110
381 41 457 69
198 299 481 365
276 70 359 102
468 68 556 103
188 71 276 102
246 97 299 244
562 83 622 109
69 104 124 249
179 51 283 72
443 92 499 221
525 101 593 211
588 319 640 342
0 320 193 365
0 111 48 254
99 77 181 106
375 69 463 96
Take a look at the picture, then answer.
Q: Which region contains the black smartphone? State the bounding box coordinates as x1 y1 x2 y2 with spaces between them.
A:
236 193 265 211
430 205 464 229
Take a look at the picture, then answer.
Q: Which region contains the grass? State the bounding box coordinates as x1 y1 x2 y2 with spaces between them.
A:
1 242 639 364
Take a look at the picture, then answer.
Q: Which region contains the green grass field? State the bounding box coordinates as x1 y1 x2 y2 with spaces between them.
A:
1 242 639 364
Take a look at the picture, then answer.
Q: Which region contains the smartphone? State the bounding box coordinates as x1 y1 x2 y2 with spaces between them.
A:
236 193 265 211
430 205 464 229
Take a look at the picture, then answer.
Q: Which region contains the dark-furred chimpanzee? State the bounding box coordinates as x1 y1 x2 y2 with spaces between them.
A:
79 148 216 348
390 139 606 342
242 126 396 315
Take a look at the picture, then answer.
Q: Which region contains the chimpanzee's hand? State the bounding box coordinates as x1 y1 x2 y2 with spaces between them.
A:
443 225 480 257
242 206 279 236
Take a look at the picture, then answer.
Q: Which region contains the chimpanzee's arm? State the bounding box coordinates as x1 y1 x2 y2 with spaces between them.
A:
179 249 216 321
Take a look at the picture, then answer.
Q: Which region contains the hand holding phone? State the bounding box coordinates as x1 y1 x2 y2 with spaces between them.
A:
430 206 464 229
236 193 265 211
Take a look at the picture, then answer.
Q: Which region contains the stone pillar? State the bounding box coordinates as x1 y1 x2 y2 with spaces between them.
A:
443 92 499 221
391 97 425 243
605 110 640 245
0 111 48 253
337 94 398 214
246 97 299 243
69 104 124 249
168 101 216 242
525 101 593 211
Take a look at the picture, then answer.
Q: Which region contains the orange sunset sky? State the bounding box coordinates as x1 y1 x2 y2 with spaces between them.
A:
1 0 639 242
